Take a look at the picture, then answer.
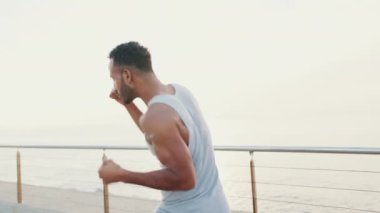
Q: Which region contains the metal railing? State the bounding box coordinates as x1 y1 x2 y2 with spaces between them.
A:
1 144 380 213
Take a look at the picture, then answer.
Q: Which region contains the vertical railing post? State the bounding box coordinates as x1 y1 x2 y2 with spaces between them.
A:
16 149 22 203
102 151 110 213
250 151 258 213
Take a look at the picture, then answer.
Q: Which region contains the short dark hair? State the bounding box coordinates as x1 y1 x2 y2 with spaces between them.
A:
109 41 152 72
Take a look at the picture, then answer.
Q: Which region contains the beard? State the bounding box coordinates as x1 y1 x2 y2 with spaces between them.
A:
119 79 136 105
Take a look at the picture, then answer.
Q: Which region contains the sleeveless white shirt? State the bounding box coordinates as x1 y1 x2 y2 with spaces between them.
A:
148 84 230 213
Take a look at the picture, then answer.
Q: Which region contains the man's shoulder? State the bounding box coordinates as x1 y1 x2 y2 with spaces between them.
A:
141 103 179 132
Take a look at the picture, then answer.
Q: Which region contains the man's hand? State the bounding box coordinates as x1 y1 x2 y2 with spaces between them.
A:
109 88 124 105
98 159 124 184
110 88 144 132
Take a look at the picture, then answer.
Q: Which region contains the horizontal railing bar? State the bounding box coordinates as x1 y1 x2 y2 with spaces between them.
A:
220 164 380 173
254 165 380 174
256 181 380 193
0 145 148 150
0 145 380 155
221 179 380 193
215 146 380 154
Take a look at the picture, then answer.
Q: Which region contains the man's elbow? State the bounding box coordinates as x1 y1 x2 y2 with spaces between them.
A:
178 175 196 190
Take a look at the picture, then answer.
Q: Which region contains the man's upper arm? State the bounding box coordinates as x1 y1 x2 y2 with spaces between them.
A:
142 104 196 189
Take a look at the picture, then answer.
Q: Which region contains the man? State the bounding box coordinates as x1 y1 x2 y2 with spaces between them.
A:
98 41 230 212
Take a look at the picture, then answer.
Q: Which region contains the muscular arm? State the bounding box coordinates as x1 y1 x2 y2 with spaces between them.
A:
100 104 196 190
120 166 194 191
120 105 195 190
109 89 144 132
124 103 144 132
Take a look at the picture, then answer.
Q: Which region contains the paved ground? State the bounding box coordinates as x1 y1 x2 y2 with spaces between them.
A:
0 200 63 213
0 181 160 213
0 181 249 213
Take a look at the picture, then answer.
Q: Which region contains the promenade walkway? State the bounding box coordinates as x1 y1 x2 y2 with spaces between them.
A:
0 181 248 213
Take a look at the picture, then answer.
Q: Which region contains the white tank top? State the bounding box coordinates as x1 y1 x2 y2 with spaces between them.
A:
148 84 230 213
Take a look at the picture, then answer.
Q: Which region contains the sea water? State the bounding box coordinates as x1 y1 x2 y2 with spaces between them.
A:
1 147 380 212
0 118 379 212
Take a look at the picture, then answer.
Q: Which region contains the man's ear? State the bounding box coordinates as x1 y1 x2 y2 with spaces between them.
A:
122 68 134 87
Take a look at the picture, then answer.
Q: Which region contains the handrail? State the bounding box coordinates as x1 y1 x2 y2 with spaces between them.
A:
0 144 380 155
1 144 380 213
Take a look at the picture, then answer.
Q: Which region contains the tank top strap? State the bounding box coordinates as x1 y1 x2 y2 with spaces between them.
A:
148 95 191 123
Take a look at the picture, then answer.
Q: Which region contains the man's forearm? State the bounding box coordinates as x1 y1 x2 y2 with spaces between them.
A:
119 168 194 191
124 103 143 132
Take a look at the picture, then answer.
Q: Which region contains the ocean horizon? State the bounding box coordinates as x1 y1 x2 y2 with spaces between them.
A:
1 120 379 212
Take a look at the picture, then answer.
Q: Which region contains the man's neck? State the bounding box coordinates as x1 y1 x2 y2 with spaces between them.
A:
138 74 171 105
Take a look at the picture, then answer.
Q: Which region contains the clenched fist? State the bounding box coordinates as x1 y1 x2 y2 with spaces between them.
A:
109 89 124 105
98 159 123 184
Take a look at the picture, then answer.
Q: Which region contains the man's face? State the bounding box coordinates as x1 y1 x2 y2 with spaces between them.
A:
109 60 136 104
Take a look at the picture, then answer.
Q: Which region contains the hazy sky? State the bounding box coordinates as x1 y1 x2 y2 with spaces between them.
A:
0 0 379 146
